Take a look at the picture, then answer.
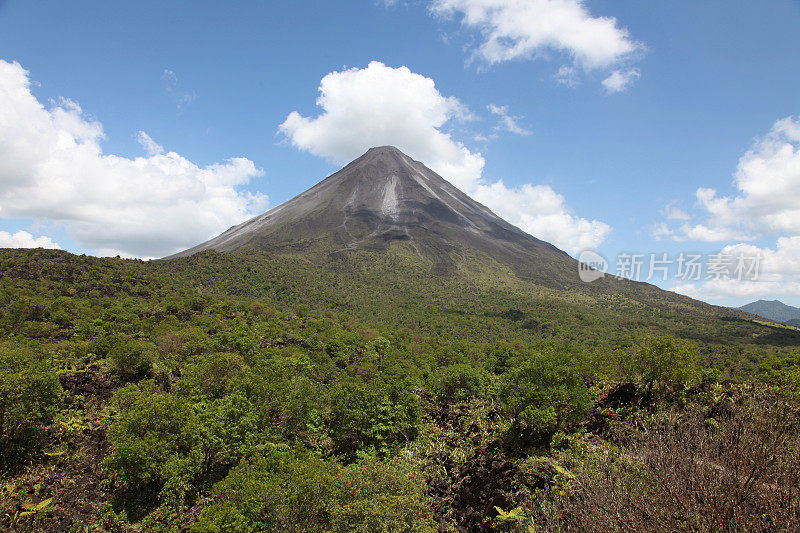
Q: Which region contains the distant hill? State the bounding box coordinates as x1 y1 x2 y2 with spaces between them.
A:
739 300 800 323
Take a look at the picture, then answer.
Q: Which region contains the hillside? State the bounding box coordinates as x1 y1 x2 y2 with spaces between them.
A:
0 248 799 531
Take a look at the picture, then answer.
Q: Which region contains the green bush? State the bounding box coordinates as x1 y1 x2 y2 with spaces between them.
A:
759 353 800 395
329 379 419 461
499 350 590 447
108 339 156 381
331 458 436 533
429 363 488 403
192 449 341 533
175 352 245 400
196 393 260 469
0 341 62 470
192 451 435 533
105 392 202 500
631 336 702 400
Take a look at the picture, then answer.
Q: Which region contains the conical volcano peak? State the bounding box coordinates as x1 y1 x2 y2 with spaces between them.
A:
343 145 425 185
166 146 568 279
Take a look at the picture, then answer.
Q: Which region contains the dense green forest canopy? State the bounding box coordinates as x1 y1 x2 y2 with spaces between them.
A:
0 248 798 531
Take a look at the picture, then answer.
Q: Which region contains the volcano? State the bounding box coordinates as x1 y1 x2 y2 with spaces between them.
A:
168 146 576 282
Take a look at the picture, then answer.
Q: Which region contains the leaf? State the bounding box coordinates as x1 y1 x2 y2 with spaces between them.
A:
21 497 52 512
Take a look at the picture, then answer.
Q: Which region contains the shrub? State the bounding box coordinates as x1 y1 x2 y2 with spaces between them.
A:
192 449 341 533
0 341 62 470
108 339 156 381
499 351 590 447
631 336 701 400
533 395 800 531
105 392 202 499
331 458 436 532
196 393 260 469
429 363 488 403
192 452 436 533
175 352 245 400
329 379 419 461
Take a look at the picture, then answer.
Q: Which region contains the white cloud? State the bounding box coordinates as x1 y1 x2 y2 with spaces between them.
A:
487 103 532 136
676 223 752 243
471 181 611 253
0 60 267 258
672 238 800 300
0 230 60 249
669 116 800 242
664 204 690 221
431 0 642 87
601 68 640 93
279 61 483 190
652 222 673 241
661 117 800 302
136 131 164 156
279 61 609 254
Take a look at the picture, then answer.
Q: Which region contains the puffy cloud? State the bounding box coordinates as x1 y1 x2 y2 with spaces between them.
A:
672 238 800 300
279 61 482 190
471 181 611 253
601 68 640 93
669 117 800 242
431 0 642 87
676 223 752 243
0 230 60 249
660 118 800 301
487 104 532 136
0 60 267 258
280 61 610 254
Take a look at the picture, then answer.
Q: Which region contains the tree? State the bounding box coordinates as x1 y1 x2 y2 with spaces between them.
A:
105 392 202 501
631 337 701 401
499 350 590 447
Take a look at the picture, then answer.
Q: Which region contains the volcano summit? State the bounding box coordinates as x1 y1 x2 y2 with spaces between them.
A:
168 146 575 281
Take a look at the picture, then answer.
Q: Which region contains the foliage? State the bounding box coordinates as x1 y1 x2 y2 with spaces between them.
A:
429 363 489 403
192 451 435 533
0 340 62 471
191 449 341 532
108 339 156 382
630 336 702 399
1 248 799 530
499 350 590 447
105 391 203 499
329 378 419 462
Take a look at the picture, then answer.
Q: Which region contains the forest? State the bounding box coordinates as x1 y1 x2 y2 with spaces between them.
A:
0 248 798 531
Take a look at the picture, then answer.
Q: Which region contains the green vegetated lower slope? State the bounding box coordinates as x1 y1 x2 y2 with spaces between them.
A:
1 247 799 531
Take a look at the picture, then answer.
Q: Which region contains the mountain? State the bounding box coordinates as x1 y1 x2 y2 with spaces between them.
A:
167 146 574 283
739 300 800 323
159 146 800 358
788 319 800 327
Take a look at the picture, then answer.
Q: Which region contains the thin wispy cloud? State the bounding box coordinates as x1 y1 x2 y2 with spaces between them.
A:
162 68 197 110
487 104 532 136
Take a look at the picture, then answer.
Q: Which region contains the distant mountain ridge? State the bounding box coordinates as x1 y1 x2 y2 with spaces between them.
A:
738 300 800 323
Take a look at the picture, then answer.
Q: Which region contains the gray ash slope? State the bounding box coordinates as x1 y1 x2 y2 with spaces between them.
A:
168 146 574 282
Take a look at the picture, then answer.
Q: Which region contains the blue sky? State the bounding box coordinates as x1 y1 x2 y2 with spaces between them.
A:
1 0 799 306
